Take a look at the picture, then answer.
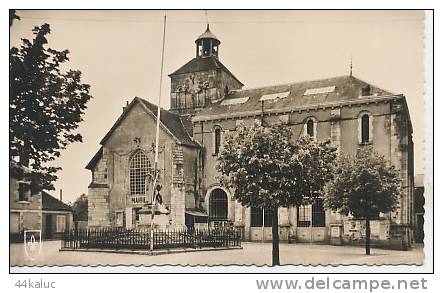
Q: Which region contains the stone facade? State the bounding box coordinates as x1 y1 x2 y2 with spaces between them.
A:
169 69 243 114
86 100 199 229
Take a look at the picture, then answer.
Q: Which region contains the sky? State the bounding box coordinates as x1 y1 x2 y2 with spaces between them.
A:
10 10 426 204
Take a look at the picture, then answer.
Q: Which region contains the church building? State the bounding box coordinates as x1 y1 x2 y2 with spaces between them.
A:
86 25 415 248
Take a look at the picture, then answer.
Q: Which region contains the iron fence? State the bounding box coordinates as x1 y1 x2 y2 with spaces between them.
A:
61 227 241 250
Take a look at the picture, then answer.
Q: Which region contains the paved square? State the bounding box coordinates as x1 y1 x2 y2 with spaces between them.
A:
10 240 424 267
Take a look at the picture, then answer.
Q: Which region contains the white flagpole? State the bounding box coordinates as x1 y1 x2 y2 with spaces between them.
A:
150 13 167 252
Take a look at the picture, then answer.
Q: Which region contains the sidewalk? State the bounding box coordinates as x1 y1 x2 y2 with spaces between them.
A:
10 240 424 267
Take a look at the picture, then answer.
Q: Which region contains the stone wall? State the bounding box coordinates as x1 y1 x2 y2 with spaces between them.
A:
389 99 415 244
88 145 111 227
88 184 110 227
170 68 243 114
170 145 186 227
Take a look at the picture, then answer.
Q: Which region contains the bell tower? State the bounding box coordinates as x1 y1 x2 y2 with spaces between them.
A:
195 24 220 59
169 24 243 115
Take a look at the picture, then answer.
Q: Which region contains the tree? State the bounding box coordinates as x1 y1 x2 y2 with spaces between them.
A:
216 121 337 265
10 20 92 190
9 10 20 27
72 194 88 222
324 148 401 255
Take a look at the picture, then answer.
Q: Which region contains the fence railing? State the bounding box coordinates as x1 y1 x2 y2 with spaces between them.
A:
61 227 241 251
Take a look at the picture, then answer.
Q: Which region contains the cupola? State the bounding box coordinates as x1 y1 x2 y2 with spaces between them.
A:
195 24 220 59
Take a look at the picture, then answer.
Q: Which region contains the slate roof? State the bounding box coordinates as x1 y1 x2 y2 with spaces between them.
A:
85 147 103 170
169 56 243 86
138 98 197 147
194 75 397 119
42 191 72 212
86 97 199 170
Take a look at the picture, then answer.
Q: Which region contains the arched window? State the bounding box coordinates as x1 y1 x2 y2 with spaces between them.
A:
361 114 370 143
358 111 372 144
304 117 317 139
307 119 315 137
213 126 222 155
209 188 228 220
129 150 152 196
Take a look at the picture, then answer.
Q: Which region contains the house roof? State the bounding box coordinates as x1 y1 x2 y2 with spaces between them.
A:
169 56 243 86
85 147 103 170
42 191 72 212
193 75 397 120
86 97 199 170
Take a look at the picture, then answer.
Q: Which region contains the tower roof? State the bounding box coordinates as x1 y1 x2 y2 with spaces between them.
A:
195 24 220 45
168 56 243 85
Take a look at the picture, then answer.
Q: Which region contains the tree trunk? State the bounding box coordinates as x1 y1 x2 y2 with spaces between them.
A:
20 140 31 167
365 218 371 255
271 207 280 266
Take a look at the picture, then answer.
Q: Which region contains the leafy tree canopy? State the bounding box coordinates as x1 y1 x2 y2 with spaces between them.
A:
216 121 337 209
10 22 92 190
9 10 20 27
324 147 401 219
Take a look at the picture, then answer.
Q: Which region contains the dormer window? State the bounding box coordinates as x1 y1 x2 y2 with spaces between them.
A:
361 85 371 96
304 86 335 96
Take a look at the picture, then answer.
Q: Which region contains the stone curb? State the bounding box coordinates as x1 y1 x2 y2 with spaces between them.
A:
59 246 243 256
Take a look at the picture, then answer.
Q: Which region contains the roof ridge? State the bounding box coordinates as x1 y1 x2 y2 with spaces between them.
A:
169 56 244 86
42 191 72 211
137 97 171 115
136 97 199 147
169 57 199 76
236 75 353 93
346 75 396 95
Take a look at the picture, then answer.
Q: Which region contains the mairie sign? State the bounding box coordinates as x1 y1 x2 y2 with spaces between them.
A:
131 196 147 204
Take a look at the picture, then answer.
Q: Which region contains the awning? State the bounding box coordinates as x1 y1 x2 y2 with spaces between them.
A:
185 210 208 217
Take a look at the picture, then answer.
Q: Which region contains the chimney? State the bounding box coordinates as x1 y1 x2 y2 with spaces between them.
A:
122 100 129 112
59 189 63 202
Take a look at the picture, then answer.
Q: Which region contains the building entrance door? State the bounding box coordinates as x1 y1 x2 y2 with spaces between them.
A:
208 188 228 227
45 214 53 239
296 199 326 243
